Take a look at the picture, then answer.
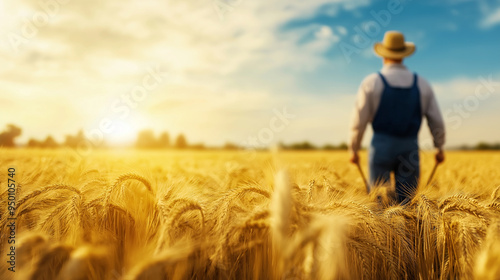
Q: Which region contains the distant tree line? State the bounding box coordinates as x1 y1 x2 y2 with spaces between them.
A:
0 124 22 147
26 130 95 148
2 124 500 151
458 142 500 150
135 130 189 149
279 141 348 150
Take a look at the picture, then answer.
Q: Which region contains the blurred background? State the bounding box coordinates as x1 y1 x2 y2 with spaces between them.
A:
0 0 499 150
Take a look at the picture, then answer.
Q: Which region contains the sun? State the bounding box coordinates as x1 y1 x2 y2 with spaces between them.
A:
104 121 137 147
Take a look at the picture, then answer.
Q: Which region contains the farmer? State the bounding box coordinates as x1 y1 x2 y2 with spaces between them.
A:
349 31 445 204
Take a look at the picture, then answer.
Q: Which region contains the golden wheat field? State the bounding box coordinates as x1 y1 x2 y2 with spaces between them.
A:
1 148 499 280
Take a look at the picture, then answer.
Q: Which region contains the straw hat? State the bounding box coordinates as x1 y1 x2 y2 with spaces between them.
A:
374 31 415 59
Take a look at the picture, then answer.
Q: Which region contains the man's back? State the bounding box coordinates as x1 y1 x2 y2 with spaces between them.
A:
350 63 445 153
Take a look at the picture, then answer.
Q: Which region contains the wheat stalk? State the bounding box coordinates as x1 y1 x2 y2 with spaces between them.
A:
17 184 81 210
104 173 154 207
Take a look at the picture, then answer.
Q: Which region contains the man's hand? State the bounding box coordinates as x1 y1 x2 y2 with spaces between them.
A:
435 149 445 164
350 152 359 164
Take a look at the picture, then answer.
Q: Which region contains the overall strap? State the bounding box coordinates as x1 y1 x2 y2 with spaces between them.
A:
412 73 418 88
378 72 389 87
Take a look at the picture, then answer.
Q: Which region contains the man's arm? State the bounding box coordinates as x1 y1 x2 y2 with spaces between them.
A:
349 79 372 163
425 86 446 163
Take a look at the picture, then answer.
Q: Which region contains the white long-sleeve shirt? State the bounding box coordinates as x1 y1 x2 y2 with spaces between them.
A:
349 63 445 153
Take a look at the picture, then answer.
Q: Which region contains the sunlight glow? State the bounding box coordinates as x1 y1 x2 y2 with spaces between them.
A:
104 121 137 146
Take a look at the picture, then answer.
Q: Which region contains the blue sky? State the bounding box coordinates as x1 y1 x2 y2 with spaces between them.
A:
0 0 499 148
272 0 500 92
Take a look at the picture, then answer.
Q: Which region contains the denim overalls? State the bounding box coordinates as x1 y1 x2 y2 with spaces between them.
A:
369 72 421 203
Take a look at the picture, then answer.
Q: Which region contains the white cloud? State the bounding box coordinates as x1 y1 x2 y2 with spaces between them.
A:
335 25 348 36
0 0 372 145
480 7 500 28
428 74 500 147
315 25 334 39
432 76 483 100
0 0 371 79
